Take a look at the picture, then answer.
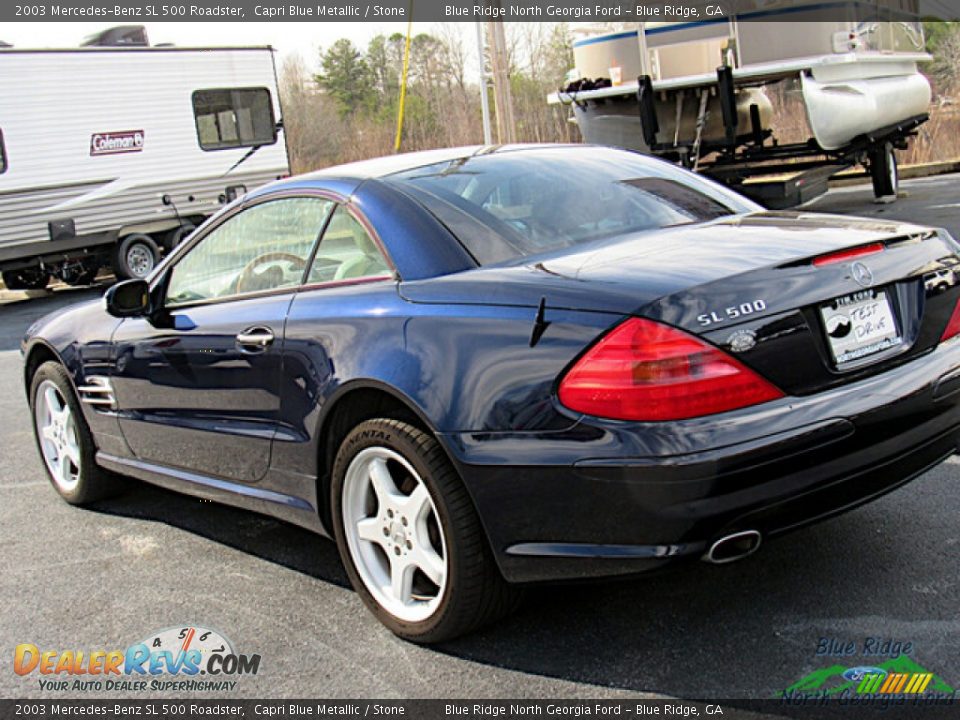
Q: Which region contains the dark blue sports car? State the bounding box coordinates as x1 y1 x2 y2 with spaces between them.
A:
22 145 960 641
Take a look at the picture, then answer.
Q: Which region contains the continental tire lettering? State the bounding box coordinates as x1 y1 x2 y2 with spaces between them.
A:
358 430 391 442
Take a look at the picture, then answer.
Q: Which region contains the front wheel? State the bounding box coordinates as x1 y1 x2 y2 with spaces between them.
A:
30 362 120 505
331 418 519 642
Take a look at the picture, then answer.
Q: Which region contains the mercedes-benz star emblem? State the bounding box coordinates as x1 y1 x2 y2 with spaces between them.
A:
851 261 874 288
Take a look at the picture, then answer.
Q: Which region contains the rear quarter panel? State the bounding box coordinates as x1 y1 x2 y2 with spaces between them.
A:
271 283 618 479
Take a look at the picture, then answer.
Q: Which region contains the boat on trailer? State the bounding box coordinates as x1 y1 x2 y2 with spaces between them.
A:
549 6 932 207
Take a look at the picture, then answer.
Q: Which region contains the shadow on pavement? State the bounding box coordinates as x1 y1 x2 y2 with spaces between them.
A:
90 480 351 590
85 472 931 698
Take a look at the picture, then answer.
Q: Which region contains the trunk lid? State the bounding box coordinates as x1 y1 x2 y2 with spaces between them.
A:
404 211 960 395
616 213 960 395
539 212 935 315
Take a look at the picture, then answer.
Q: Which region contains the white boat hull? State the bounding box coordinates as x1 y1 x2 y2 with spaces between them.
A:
801 71 931 150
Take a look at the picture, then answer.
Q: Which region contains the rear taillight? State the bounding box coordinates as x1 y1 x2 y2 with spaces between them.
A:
558 318 784 422
941 298 960 342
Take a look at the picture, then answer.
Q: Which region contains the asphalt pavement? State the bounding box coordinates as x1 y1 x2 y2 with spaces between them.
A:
1 175 958 705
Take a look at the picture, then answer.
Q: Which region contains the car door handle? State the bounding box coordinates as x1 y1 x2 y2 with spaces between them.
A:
236 327 275 351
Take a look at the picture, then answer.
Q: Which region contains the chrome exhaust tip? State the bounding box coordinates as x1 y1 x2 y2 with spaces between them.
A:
703 530 762 564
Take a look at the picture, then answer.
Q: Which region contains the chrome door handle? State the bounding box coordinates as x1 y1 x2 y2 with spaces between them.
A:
236 327 275 350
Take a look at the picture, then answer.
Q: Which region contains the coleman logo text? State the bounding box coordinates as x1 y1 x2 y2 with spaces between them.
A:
90 130 145 156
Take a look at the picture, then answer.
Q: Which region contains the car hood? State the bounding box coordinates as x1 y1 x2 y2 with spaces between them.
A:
400 212 935 316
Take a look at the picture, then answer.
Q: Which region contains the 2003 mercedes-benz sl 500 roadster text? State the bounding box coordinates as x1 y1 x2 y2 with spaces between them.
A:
22 145 960 641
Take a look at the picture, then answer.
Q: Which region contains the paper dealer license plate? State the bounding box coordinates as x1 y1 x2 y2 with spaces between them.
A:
820 289 902 365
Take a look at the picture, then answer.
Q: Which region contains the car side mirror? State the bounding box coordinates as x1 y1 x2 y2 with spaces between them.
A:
105 279 150 318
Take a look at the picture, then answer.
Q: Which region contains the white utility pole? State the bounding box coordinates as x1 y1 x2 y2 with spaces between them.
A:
475 21 493 146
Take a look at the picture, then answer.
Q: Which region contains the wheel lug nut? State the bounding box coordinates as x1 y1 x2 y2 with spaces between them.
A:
393 546 400 556
401 517 408 526
382 527 389 536
387 509 394 518
406 540 412 549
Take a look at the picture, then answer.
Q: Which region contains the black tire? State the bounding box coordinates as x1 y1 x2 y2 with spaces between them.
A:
163 223 196 251
870 143 898 198
29 361 120 505
2 268 50 291
113 234 160 280
331 418 520 642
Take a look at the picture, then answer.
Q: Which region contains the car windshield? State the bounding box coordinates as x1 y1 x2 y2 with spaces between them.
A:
386 146 758 265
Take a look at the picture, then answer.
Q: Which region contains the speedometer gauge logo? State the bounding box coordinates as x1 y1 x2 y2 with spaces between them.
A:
139 625 234 671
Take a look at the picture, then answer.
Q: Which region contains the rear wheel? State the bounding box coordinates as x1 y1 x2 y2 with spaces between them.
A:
30 362 119 505
163 223 196 251
870 143 898 199
2 268 50 290
331 418 519 642
113 234 159 280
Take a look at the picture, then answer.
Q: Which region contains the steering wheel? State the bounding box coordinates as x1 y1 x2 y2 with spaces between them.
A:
235 252 307 294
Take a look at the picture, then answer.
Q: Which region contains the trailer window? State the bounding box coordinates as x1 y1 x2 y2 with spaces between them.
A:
192 88 276 151
0 129 6 174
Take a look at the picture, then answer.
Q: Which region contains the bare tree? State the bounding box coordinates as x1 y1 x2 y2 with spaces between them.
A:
930 23 960 96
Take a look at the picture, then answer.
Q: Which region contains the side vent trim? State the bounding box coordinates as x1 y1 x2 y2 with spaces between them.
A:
77 376 116 409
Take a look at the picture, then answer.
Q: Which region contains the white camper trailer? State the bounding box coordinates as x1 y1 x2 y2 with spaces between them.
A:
0 41 290 289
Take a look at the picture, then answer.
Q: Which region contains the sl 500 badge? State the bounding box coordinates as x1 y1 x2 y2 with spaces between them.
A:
697 299 767 327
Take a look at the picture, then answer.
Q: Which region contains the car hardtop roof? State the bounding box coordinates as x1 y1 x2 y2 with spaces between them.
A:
302 143 581 183
252 143 641 201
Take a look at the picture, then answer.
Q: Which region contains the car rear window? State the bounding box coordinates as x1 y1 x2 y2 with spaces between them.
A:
386 146 756 265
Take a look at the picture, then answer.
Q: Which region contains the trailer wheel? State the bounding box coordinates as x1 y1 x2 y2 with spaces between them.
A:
870 143 898 199
163 223 195 251
2 268 50 291
113 234 159 280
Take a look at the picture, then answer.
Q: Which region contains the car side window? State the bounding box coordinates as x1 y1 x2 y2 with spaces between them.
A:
166 197 333 307
306 206 393 284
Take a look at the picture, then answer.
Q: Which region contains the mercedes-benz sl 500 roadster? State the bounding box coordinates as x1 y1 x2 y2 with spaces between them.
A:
22 145 960 641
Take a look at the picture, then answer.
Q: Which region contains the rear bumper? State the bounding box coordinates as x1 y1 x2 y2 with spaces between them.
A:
442 338 960 583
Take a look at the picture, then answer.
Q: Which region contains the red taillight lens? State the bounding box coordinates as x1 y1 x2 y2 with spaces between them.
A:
558 318 785 422
941 298 960 342
812 242 885 267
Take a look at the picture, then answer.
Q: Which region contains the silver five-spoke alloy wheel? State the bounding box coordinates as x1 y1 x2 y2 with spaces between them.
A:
34 379 82 493
341 446 448 622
